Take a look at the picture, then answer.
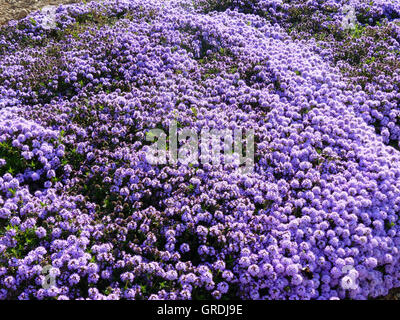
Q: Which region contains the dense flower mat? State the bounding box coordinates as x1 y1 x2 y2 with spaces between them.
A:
0 0 400 300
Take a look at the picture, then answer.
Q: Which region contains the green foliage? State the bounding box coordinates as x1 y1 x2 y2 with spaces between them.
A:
194 0 233 13
175 69 183 75
202 67 221 80
187 183 195 194
0 141 40 176
350 24 366 38
228 66 238 74
29 18 37 26
64 146 86 170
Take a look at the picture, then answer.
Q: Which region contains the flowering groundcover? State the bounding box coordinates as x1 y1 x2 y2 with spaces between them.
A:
0 0 400 300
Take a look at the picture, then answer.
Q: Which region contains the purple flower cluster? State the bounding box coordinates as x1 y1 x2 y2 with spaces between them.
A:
0 0 400 300
199 0 400 147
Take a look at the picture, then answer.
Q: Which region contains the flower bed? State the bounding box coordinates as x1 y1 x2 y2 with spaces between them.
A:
0 0 400 300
